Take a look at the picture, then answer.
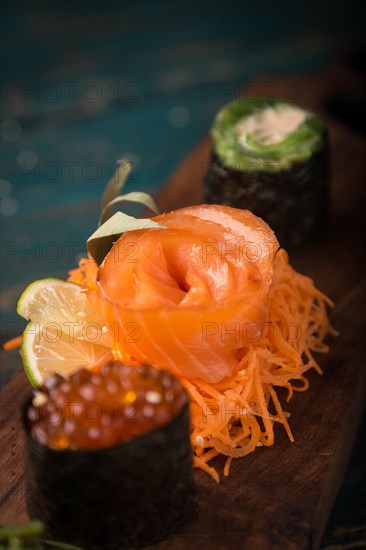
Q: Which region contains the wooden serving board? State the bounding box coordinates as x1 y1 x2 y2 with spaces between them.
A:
1 63 366 549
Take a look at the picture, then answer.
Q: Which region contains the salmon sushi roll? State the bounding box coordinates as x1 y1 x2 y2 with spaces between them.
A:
23 361 194 550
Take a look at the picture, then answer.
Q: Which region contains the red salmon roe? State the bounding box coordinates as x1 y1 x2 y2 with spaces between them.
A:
26 361 187 450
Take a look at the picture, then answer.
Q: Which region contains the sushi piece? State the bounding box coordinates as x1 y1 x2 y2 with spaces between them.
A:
204 97 329 248
92 204 278 384
23 361 194 550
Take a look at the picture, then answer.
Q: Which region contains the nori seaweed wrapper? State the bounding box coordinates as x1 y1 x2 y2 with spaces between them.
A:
22 395 195 550
204 97 329 248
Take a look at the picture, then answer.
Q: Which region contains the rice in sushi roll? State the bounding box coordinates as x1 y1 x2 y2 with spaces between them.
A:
204 97 328 248
23 361 194 550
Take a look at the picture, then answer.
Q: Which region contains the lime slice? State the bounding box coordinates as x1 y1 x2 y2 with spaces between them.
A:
17 278 110 347
22 321 113 387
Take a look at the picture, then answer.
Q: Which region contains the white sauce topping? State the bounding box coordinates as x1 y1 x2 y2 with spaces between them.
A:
236 103 308 146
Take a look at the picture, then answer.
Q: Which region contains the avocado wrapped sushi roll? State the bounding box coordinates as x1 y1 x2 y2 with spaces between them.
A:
23 361 194 550
204 97 328 248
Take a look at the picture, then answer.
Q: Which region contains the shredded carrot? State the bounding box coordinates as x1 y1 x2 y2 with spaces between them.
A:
193 456 220 484
179 250 335 480
3 336 22 351
223 456 233 477
68 248 335 482
68 256 98 287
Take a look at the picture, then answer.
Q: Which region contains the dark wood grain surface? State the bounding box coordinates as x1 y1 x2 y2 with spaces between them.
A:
1 62 366 549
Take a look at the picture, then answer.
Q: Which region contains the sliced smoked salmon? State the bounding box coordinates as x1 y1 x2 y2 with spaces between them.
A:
93 205 279 383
